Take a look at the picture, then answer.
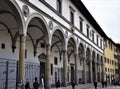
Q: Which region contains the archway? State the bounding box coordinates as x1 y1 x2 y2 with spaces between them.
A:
78 43 84 83
51 28 65 86
67 37 77 84
0 0 24 88
25 14 50 87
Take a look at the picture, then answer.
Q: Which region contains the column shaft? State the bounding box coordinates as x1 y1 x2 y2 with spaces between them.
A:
19 35 26 83
83 57 86 83
95 62 98 82
63 50 67 86
75 54 78 84
99 64 102 82
45 44 51 89
90 60 93 83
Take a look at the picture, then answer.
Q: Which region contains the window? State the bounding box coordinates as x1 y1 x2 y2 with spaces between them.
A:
105 68 107 72
51 64 53 75
1 43 5 49
100 39 103 48
96 35 99 45
86 25 89 38
70 6 75 25
54 57 58 65
70 11 74 24
112 60 114 65
111 43 112 49
25 49 27 59
105 57 106 63
57 0 62 14
92 30 94 42
108 68 109 72
79 17 83 32
107 58 109 63
104 39 107 48
41 42 45 48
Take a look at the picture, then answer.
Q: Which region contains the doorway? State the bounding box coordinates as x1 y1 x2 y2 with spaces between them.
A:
71 65 74 82
40 62 45 84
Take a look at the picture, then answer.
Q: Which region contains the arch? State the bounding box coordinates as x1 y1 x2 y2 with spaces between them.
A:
9 0 25 35
0 0 25 52
86 47 91 63
78 43 85 62
51 26 66 50
67 35 77 53
25 13 50 44
78 43 85 55
92 51 96 62
97 54 100 64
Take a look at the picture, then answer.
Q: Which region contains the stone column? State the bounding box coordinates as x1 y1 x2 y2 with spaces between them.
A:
90 59 93 83
75 54 78 84
95 61 98 82
63 50 67 86
19 35 26 83
99 63 102 82
83 57 86 83
45 44 51 89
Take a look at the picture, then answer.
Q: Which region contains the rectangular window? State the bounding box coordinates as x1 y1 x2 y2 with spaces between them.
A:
1 43 5 49
41 42 45 48
104 39 107 48
105 68 107 72
96 35 99 45
54 57 58 65
100 39 102 48
51 64 53 75
79 17 83 32
107 58 109 63
57 0 62 14
70 6 75 25
86 25 89 38
70 11 74 24
111 43 112 49
25 49 27 59
105 57 107 63
92 30 94 42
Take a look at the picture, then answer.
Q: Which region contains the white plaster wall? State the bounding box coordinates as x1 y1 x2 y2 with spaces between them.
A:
0 30 19 60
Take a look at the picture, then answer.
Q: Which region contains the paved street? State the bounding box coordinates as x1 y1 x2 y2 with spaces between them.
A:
89 86 120 89
52 84 120 89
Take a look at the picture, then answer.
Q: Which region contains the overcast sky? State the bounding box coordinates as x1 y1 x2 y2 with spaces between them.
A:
81 0 120 43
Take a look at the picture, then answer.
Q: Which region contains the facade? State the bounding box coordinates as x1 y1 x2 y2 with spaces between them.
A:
104 38 119 83
114 44 120 82
0 0 106 89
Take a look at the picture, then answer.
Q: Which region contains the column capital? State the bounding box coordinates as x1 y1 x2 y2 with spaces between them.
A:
20 35 26 42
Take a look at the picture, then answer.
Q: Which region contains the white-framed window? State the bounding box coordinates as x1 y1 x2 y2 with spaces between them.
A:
86 24 90 38
57 0 62 14
79 17 83 32
69 6 75 25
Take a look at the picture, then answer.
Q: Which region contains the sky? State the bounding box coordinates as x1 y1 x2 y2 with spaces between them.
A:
81 0 120 43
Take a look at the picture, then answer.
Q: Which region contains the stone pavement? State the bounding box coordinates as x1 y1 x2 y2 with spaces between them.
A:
52 83 98 89
52 83 120 89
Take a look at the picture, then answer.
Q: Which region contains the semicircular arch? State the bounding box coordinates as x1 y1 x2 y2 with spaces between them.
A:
9 0 25 35
51 26 66 50
67 35 77 53
25 13 50 44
